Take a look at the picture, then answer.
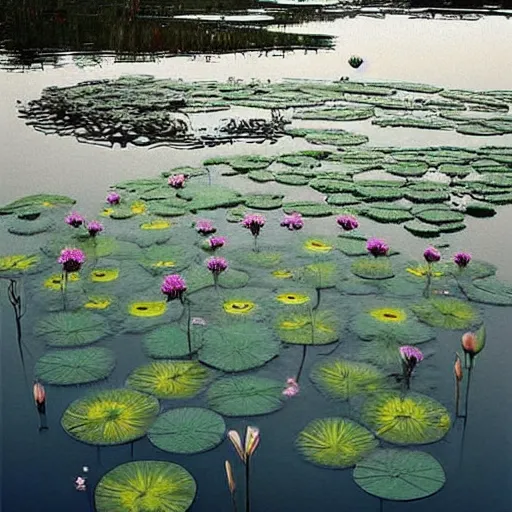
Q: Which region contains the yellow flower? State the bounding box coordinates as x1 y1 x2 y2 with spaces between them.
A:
90 268 119 283
101 208 114 217
304 239 333 253
152 261 176 268
84 296 112 310
223 300 255 315
369 307 407 323
129 301 166 317
140 220 171 230
130 201 146 215
42 201 53 207
272 269 293 279
44 272 80 290
276 293 310 305
0 254 40 272
406 265 443 278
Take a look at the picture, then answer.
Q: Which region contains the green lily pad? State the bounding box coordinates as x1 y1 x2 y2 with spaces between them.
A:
148 407 225 454
405 189 450 203
465 201 496 217
297 418 378 469
95 461 196 512
226 155 273 172
412 297 480 329
177 184 242 211
351 257 394 280
355 186 405 202
459 276 512 306
126 361 210 399
35 347 115 385
7 217 55 236
298 261 339 289
336 234 369 257
309 178 355 194
415 208 464 224
361 392 451 445
282 201 334 217
35 312 109 347
310 359 389 401
244 194 283 210
143 325 203 358
0 254 41 277
61 388 159 445
438 164 474 177
274 173 310 186
199 321 279 372
185 266 249 293
383 162 429 177
0 194 75 214
207 376 284 416
404 220 441 237
353 449 446 501
138 245 192 274
277 154 322 167
327 193 361 206
362 207 413 224
247 170 275 182
226 204 247 223
373 117 453 131
304 129 369 147
276 309 340 345
294 107 374 121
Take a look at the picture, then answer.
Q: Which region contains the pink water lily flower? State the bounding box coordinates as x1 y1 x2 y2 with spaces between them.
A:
283 377 300 397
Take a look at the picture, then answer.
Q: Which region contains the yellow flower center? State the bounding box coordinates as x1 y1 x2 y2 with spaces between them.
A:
304 239 333 253
276 293 310 305
90 268 119 283
44 272 80 290
223 300 255 315
140 220 171 230
84 296 112 310
42 201 53 207
129 301 167 317
406 265 444 278
272 269 294 279
130 201 146 215
101 208 114 217
369 308 407 323
152 261 176 268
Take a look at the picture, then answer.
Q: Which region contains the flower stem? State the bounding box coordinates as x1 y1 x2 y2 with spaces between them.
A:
423 264 432 298
61 272 68 311
186 300 192 359
313 288 321 311
455 379 460 417
296 345 308 383
463 366 473 418
245 459 251 512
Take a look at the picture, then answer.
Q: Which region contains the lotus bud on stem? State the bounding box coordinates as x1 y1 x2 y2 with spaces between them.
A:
399 346 424 390
227 426 260 512
454 353 463 417
225 460 237 512
33 382 48 431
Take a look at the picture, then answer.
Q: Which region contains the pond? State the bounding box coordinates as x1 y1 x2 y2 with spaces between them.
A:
1 8 512 512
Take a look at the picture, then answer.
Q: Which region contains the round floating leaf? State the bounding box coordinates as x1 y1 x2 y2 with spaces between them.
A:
356 186 404 202
35 311 109 347
282 201 334 217
383 162 429 178
0 194 75 214
127 361 210 399
226 155 273 172
303 238 334 254
353 449 445 501
297 418 378 469
295 107 374 122
199 322 279 372
207 376 284 416
226 204 247 223
244 194 283 210
0 254 41 277
95 461 196 512
327 193 361 206
61 389 159 445
185 266 249 293
277 153 322 167
274 173 310 186
304 129 369 147
459 277 512 306
247 170 275 182
310 178 355 194
35 347 115 385
143 325 203 358
362 207 413 224
177 184 242 211
465 201 496 218
148 407 225 454
139 244 192 274
351 257 394 280
90 268 119 283
84 295 114 310
311 359 389 401
232 249 282 268
415 209 465 225
276 310 340 345
404 220 441 237
128 301 167 317
412 297 480 329
361 392 451 445
299 262 339 289
8 217 54 236
336 234 368 257
405 189 450 203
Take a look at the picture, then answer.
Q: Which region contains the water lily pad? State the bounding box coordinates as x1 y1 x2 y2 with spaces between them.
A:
35 311 109 347
95 461 196 512
199 321 279 372
35 347 115 385
277 154 322 167
274 173 310 186
362 207 413 224
311 359 389 401
295 107 374 122
247 170 275 182
276 309 340 345
355 186 405 202
0 194 75 214
335 234 368 256
244 194 283 210
127 361 210 399
459 276 512 306
353 449 446 501
415 209 465 224
327 193 361 206
177 184 242 211
143 325 203 358
405 189 450 203
383 162 429 177
404 220 441 237
438 164 474 177
0 254 41 277
148 407 225 454
299 262 339 289
282 201 334 217
304 129 369 147
309 178 355 194
226 204 247 223
361 392 451 445
226 155 273 172
139 245 192 274
7 217 54 235
207 376 284 416
128 301 167 318
61 388 159 445
412 297 480 329
297 418 378 469
351 258 394 280
464 201 496 217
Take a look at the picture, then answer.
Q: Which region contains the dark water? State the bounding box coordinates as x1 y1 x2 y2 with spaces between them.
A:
1 8 512 512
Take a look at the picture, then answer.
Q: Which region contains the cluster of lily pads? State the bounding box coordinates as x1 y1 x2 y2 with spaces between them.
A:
18 76 512 149
0 162 507 510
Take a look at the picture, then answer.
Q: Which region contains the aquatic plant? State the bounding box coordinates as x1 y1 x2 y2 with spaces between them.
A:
241 213 265 251
225 460 237 512
280 212 304 231
297 418 377 469
58 247 86 309
351 257 394 280
65 212 85 228
94 461 196 512
128 301 167 317
412 297 480 329
161 274 187 303
454 251 472 269
228 426 260 512
61 388 159 445
207 236 227 251
303 238 333 253
353 449 446 500
361 392 451 445
461 326 485 369
454 353 463 417
33 382 47 431
399 345 424 390
143 325 202 359
283 377 300 398
348 55 364 69
276 309 339 346
366 238 389 257
148 407 225 454
336 214 359 231
86 220 103 237
195 219 216 235
168 174 186 189
206 256 228 288
423 246 441 297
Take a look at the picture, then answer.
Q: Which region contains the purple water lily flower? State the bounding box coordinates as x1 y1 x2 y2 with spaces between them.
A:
423 246 441 263
366 238 389 257
206 256 228 276
208 236 226 251
195 219 216 236
106 191 121 205
336 215 359 231
86 220 104 237
168 174 186 189
161 274 187 302
65 212 85 228
280 212 304 231
400 345 424 365
58 248 86 273
454 252 471 268
242 213 266 237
